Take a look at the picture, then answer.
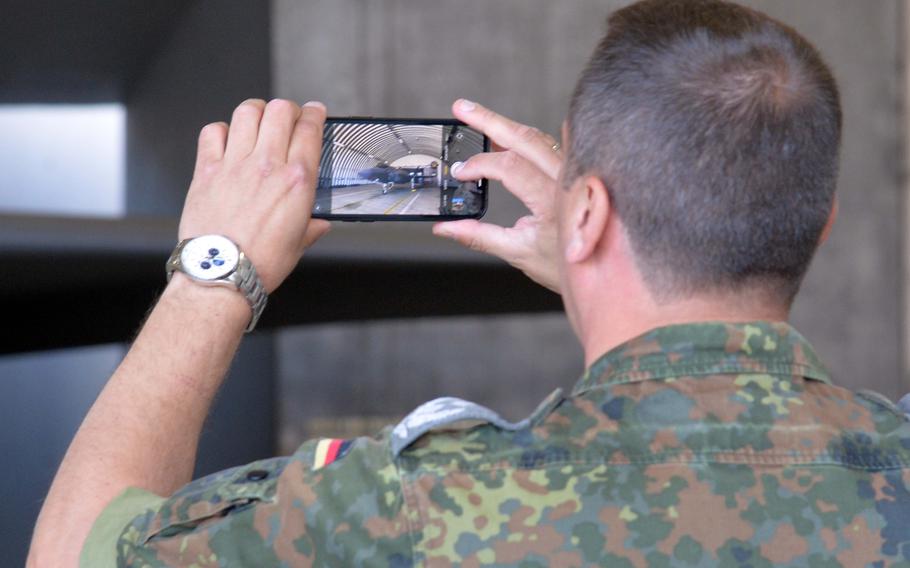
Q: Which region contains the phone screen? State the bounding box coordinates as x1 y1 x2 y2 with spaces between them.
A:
313 118 488 220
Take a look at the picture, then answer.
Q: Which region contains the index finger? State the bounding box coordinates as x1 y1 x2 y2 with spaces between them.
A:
452 99 562 179
288 101 327 174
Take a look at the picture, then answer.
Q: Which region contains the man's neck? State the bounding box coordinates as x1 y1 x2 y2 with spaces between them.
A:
580 290 790 368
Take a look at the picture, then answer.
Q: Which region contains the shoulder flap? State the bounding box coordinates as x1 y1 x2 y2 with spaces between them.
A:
898 392 910 420
859 389 908 419
391 389 564 457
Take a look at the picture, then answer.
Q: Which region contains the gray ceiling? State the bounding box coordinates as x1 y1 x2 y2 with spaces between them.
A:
0 0 190 103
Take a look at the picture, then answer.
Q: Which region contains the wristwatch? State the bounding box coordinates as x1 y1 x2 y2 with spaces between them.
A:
165 234 267 333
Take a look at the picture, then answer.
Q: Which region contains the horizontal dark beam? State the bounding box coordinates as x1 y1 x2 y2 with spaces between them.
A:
0 0 190 104
1 215 562 354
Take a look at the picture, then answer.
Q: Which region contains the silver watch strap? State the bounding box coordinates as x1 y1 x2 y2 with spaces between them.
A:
234 252 267 333
166 238 268 333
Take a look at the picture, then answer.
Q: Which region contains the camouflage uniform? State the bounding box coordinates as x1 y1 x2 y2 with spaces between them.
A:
83 322 910 566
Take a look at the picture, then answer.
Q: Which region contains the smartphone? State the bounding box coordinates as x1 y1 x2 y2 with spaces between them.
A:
313 118 490 221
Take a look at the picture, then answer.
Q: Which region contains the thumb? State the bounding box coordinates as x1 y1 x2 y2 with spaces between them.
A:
300 219 332 251
433 220 511 258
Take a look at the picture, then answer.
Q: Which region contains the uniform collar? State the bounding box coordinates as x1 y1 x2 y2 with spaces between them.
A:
573 321 831 395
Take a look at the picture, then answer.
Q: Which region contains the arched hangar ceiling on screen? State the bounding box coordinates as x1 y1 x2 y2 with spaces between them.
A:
319 123 452 179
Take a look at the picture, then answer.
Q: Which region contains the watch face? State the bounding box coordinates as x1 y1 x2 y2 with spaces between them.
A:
180 235 240 281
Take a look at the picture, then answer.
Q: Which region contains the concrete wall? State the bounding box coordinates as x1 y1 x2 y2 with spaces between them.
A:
273 0 608 229
273 0 907 446
127 0 272 216
277 314 582 453
743 0 905 398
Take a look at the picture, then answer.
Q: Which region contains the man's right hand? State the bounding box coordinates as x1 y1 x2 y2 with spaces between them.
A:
433 99 563 294
179 98 331 294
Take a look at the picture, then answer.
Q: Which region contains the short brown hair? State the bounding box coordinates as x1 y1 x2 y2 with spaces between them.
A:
567 0 842 304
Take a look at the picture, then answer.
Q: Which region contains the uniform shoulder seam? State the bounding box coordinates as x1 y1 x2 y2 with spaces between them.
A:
402 449 910 474
394 456 420 566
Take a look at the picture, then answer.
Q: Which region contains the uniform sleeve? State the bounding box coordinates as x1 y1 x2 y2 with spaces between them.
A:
107 432 413 567
80 487 166 568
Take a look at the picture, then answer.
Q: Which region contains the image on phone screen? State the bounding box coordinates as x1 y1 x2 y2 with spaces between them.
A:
314 119 488 220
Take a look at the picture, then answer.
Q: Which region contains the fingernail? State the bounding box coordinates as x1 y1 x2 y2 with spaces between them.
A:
433 224 452 238
451 161 464 175
303 101 326 110
458 99 476 112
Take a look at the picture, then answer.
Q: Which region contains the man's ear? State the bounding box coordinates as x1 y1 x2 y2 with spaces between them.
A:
819 196 838 246
565 175 610 264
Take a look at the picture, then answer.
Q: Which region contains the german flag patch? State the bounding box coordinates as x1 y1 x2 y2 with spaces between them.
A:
313 438 353 470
